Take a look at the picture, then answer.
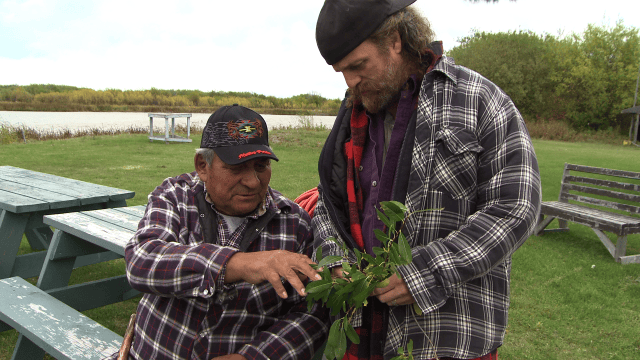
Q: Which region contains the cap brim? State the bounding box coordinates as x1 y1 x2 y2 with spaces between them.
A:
213 144 279 165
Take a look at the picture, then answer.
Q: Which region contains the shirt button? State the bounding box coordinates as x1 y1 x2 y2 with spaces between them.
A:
358 166 363 171
372 181 378 187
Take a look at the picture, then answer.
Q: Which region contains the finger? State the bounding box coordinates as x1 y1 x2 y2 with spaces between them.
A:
281 270 308 297
295 270 308 282
265 273 289 299
292 260 323 281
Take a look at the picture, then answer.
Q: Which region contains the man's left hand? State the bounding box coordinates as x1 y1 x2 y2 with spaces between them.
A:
372 273 416 306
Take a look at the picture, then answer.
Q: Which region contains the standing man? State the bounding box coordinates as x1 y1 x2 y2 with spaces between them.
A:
312 1 541 359
119 104 328 360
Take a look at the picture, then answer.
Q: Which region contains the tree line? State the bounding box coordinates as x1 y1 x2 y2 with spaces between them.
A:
447 21 639 132
0 85 342 115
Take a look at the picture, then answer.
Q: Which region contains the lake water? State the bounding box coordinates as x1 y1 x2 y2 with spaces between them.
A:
0 111 336 133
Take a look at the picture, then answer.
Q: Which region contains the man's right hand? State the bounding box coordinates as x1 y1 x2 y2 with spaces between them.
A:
225 250 322 299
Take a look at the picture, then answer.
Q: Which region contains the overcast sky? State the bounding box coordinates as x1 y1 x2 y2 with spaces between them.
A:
1 0 638 100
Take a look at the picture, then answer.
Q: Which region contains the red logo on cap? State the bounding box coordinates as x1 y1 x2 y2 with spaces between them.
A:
238 150 272 159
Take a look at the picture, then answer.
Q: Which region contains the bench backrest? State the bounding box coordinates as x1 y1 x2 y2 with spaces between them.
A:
559 163 640 215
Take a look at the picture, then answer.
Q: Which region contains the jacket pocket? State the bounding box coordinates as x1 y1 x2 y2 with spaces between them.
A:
431 126 483 200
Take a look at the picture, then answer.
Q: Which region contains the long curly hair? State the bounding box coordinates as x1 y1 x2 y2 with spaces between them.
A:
368 6 436 70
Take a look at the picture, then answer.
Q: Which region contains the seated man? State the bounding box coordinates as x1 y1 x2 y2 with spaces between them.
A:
115 104 328 360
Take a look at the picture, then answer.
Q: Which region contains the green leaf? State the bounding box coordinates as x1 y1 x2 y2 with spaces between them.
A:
336 319 348 360
354 248 363 264
343 318 360 344
349 269 365 281
352 282 377 305
381 200 408 215
381 201 406 223
389 245 402 265
374 228 390 245
306 279 332 294
315 246 323 264
362 253 375 265
412 303 423 315
407 339 414 353
398 235 412 265
375 207 392 227
328 293 347 316
317 255 344 269
326 319 342 359
372 246 386 257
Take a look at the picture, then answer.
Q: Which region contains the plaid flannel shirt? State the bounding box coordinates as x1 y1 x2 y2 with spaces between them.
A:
313 55 541 359
118 171 328 360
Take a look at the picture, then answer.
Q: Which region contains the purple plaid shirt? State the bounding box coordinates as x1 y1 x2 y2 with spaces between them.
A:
116 171 328 360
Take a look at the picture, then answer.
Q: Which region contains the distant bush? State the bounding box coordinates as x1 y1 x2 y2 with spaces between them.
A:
0 84 341 115
447 21 640 132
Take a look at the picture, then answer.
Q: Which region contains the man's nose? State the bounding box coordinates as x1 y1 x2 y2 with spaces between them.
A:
240 168 260 188
343 72 361 89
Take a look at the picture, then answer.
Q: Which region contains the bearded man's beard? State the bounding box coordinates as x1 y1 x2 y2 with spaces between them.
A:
347 59 415 113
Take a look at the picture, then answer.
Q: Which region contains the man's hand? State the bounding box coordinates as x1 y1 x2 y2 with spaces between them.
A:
225 250 322 298
371 273 416 306
331 266 345 279
211 354 246 360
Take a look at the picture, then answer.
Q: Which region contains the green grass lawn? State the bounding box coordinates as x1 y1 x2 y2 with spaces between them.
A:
0 130 639 359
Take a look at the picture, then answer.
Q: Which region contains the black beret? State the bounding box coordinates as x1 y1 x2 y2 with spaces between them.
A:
315 0 416 65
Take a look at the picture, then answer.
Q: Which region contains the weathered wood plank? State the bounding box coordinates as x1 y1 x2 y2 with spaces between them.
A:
563 183 640 204
0 166 134 204
566 163 640 180
80 206 146 232
43 212 135 256
0 276 122 360
0 181 80 210
565 175 640 192
561 193 640 215
0 189 50 213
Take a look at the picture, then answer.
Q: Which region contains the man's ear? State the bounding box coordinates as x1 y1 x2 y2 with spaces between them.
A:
194 153 209 182
390 30 402 55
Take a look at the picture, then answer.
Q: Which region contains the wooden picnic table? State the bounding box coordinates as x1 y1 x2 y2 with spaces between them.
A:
2 206 145 358
0 166 135 280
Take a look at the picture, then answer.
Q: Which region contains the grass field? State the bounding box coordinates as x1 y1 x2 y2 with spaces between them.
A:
0 128 639 359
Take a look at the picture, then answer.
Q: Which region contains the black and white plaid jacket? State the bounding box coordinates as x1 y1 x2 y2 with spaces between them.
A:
312 55 542 359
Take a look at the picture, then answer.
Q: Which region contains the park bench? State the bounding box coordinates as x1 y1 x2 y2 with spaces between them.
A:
0 276 122 360
534 163 640 264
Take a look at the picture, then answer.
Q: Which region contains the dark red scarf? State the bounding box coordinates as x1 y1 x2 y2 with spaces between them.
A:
342 47 442 360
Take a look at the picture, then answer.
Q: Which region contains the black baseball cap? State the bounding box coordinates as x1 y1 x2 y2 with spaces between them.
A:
200 104 279 165
316 0 416 65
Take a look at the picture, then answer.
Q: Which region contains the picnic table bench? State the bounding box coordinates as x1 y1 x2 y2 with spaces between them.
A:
0 276 123 360
0 166 135 280
0 205 144 359
535 163 640 264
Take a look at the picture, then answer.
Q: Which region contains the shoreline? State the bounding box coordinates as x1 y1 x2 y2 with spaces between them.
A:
0 110 336 133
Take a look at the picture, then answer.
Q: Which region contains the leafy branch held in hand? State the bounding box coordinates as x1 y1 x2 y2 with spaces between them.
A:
305 201 429 360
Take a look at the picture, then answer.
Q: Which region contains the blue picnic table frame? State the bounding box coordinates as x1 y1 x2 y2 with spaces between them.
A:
0 166 135 280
